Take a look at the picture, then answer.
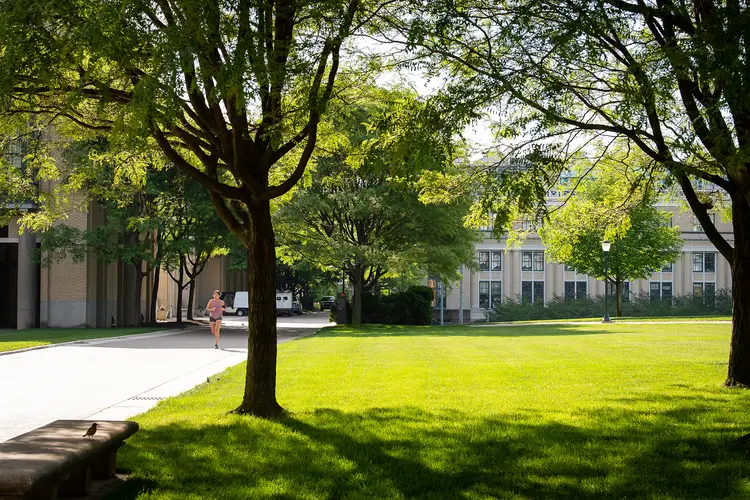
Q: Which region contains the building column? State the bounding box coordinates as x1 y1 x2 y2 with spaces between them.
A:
16 229 35 330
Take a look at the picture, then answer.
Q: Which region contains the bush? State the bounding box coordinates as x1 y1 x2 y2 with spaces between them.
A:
330 286 434 325
488 289 732 322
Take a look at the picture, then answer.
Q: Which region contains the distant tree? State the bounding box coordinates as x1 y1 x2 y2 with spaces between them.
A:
276 88 478 325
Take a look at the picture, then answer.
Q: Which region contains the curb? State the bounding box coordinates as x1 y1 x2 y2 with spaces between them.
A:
0 327 199 357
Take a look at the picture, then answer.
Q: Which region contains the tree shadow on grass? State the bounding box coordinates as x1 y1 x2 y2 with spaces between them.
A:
315 323 618 339
107 396 750 499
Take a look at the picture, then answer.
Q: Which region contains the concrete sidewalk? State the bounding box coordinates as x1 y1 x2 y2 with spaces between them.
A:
0 314 332 442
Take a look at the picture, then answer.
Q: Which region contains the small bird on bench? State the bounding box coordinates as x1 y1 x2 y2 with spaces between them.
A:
83 423 98 438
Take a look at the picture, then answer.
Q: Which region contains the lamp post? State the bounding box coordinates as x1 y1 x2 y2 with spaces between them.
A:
602 240 612 323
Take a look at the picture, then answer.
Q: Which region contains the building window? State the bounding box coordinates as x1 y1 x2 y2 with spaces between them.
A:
522 281 544 304
479 251 489 272
564 264 576 272
522 281 532 303
662 262 673 272
693 252 716 273
479 281 489 308
694 282 716 296
662 282 673 299
564 281 575 299
0 226 8 238
521 252 532 271
564 281 587 299
491 251 502 271
491 281 502 308
691 213 716 232
533 281 544 304
650 282 661 300
533 252 544 271
693 253 703 272
705 253 716 272
607 282 630 302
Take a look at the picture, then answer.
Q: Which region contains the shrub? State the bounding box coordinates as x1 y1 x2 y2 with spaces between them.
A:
488 289 732 322
330 286 433 325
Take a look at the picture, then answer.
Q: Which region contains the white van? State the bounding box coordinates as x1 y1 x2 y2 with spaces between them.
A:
220 291 248 316
276 292 293 316
219 291 293 317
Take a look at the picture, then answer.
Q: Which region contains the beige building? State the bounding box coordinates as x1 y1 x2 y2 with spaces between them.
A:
435 206 734 322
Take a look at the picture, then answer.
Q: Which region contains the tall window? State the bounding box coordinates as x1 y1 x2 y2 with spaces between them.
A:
533 252 544 271
479 281 489 308
491 281 502 308
491 251 502 271
523 281 544 304
521 252 532 271
564 281 587 299
607 282 631 302
691 214 716 232
480 281 502 309
693 282 716 299
479 251 489 272
693 252 716 272
522 251 544 271
661 262 673 272
0 226 8 238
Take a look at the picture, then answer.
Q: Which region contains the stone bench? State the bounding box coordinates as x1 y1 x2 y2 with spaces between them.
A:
0 420 139 500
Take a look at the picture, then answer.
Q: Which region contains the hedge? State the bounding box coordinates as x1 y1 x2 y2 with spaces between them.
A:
487 289 732 322
330 285 434 325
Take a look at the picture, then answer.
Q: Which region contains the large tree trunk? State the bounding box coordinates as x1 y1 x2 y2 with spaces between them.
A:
234 200 283 417
726 198 750 386
615 279 623 318
352 264 364 325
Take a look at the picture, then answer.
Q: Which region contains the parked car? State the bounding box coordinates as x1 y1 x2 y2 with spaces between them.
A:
291 300 302 315
319 296 335 311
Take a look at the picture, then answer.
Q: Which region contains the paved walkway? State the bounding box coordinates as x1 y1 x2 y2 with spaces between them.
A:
0 313 333 442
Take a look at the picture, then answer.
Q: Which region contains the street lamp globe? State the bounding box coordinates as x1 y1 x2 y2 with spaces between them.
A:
602 240 611 252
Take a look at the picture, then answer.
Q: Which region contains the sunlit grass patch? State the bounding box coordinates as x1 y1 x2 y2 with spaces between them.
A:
114 323 750 499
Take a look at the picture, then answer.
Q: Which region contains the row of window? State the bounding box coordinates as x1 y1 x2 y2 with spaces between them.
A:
479 251 546 272
478 279 716 308
478 251 717 274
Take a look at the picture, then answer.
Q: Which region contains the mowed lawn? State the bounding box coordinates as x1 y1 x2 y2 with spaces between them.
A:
0 327 163 353
114 323 750 499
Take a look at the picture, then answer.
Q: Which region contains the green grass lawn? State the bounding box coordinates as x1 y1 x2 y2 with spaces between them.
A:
0 327 164 353
114 323 750 499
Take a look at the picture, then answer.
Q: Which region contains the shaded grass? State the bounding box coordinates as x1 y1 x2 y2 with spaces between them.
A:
0 327 164 353
114 323 750 499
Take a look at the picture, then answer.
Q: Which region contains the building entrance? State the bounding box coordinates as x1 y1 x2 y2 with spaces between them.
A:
0 243 18 328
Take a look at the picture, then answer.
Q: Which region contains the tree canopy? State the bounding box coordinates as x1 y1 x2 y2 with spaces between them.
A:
275 86 478 324
539 155 683 316
375 0 750 386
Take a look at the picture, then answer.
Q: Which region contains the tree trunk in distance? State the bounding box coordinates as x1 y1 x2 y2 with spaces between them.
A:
176 255 184 323
150 262 160 325
352 264 364 325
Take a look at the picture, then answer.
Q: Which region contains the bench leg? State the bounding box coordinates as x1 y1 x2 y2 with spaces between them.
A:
58 463 91 497
92 443 122 479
